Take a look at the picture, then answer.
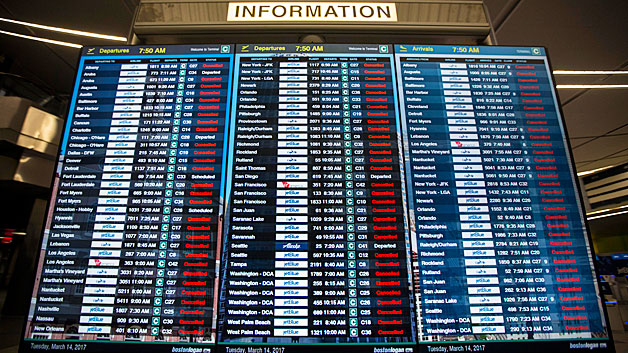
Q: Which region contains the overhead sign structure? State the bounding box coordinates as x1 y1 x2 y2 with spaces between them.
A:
227 2 398 22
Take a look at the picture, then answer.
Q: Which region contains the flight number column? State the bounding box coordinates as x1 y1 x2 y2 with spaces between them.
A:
309 57 349 340
469 60 547 335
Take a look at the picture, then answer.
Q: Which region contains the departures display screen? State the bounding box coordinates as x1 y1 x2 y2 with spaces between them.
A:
21 44 613 353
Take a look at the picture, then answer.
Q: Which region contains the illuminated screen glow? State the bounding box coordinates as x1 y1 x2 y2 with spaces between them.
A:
20 44 613 353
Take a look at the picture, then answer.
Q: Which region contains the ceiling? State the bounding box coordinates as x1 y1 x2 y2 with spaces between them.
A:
0 0 626 173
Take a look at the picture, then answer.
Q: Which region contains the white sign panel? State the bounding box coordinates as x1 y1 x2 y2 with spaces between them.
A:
227 2 398 22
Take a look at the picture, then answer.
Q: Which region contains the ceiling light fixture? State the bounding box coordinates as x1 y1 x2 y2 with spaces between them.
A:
577 165 615 177
0 29 82 48
553 70 628 75
556 84 628 89
588 209 628 221
0 17 126 42
587 204 628 216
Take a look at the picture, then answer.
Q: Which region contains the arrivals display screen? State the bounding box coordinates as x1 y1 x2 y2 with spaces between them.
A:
20 44 613 353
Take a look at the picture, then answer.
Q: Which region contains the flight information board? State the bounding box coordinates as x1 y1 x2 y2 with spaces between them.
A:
20 44 613 353
218 44 415 344
23 44 234 349
394 45 608 348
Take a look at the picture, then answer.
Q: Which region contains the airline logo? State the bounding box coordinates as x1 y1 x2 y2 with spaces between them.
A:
277 149 308 156
467 278 499 285
459 206 489 213
274 298 308 306
464 259 496 266
472 326 505 334
79 316 113 324
444 90 471 96
277 118 307 125
94 213 125 221
468 287 500 295
89 250 121 257
93 223 124 230
108 134 137 141
459 213 489 220
105 149 134 156
457 197 488 204
110 119 139 126
275 279 307 287
276 215 308 223
468 296 502 304
274 328 307 336
85 277 117 285
115 91 144 97
463 250 495 257
277 181 307 189
276 224 307 232
88 259 119 267
279 82 308 88
277 157 307 164
276 233 307 240
84 287 116 295
451 149 480 156
276 198 308 205
95 206 127 213
278 111 307 117
471 316 505 324
460 223 491 230
81 306 114 314
280 62 307 67
118 77 146 84
454 178 484 185
279 76 307 81
452 141 480 148
449 126 477 132
275 252 307 259
278 96 307 102
275 261 308 269
276 189 307 197
276 207 307 214
106 141 136 148
447 118 475 125
82 296 115 304
273 308 308 316
461 231 492 239
278 124 308 131
453 164 483 171
470 306 503 314
113 105 141 112
466 268 498 275
119 70 146 77
78 326 111 334
278 133 307 140
90 241 123 248
274 270 308 278
274 318 307 326
443 83 470 89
